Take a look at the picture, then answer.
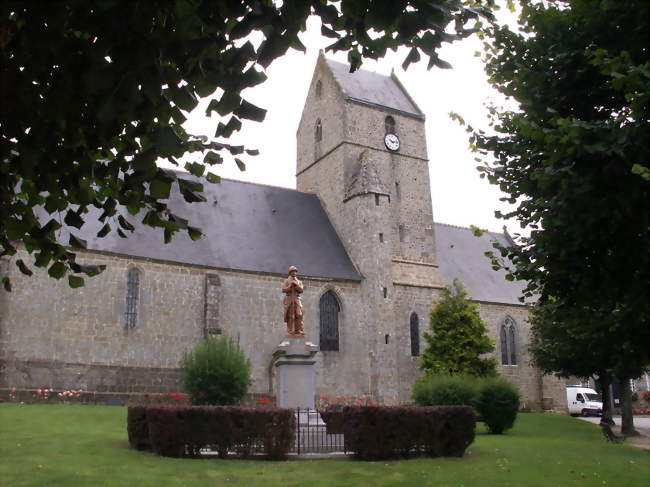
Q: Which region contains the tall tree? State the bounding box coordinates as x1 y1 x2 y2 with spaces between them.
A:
0 0 493 289
471 0 649 433
421 280 498 377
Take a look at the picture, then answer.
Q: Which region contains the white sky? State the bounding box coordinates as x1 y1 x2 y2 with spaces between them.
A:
178 12 522 235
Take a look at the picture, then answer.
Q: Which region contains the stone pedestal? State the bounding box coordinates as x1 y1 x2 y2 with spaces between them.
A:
273 338 318 409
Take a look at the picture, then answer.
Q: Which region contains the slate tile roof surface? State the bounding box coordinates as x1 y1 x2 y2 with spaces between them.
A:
53 173 528 302
325 58 423 118
60 176 361 281
434 222 529 306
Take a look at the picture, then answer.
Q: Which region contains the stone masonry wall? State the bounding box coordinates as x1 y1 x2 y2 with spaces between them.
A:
0 248 383 400
392 285 567 410
0 249 204 392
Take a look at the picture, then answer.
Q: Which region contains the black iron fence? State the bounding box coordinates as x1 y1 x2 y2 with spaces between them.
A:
292 408 346 455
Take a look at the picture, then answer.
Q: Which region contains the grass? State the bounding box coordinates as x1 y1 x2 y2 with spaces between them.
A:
1 404 648 487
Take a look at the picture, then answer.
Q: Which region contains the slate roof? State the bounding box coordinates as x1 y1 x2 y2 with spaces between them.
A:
434 223 528 305
60 176 361 281
344 150 389 201
325 58 424 118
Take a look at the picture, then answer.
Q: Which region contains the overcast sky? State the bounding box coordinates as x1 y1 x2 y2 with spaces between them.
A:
177 12 522 235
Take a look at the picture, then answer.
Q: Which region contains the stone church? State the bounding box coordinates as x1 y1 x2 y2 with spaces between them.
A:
0 53 566 409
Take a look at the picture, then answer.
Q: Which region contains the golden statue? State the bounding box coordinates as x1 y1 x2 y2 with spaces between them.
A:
282 266 305 337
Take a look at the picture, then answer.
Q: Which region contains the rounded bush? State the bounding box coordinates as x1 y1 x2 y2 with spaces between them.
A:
180 335 251 405
412 374 479 407
476 377 520 434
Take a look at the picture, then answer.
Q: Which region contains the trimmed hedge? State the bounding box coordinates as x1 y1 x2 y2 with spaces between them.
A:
476 377 520 434
412 374 479 407
341 406 475 460
411 374 521 435
127 405 295 460
126 406 150 451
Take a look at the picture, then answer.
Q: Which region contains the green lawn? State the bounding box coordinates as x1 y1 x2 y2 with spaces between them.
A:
1 404 648 487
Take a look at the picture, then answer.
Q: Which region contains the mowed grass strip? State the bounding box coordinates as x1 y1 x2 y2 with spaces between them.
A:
1 404 648 487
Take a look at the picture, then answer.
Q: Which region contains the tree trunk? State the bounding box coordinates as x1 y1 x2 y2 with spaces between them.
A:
599 374 615 426
620 378 639 436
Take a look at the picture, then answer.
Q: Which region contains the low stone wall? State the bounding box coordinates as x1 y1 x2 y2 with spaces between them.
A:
1 358 182 394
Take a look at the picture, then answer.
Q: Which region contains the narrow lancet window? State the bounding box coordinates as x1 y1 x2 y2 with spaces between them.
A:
410 312 420 356
125 268 140 328
385 115 396 134
500 317 517 365
315 118 322 142
319 291 340 351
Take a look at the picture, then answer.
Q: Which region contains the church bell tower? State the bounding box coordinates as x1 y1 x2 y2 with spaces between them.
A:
296 53 445 402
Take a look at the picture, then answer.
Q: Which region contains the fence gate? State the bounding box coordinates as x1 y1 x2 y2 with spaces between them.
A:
292 409 345 455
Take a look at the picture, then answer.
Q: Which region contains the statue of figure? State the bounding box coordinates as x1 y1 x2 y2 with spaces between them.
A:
282 265 304 337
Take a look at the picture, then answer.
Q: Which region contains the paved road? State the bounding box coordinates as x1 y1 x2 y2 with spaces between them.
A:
578 416 650 429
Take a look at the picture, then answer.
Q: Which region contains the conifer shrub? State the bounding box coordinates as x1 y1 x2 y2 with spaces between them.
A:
421 280 498 377
180 335 251 405
476 377 520 434
412 374 479 407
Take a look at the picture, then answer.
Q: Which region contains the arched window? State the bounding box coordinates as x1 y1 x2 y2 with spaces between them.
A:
500 317 517 365
125 267 140 329
410 312 420 356
385 115 396 134
315 80 322 98
319 290 340 351
315 118 322 142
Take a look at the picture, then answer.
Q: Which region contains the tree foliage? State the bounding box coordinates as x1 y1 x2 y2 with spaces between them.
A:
0 0 493 289
470 0 649 427
421 280 498 377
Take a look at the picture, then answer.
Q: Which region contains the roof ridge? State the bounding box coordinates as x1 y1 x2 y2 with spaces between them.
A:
164 167 315 195
434 221 506 236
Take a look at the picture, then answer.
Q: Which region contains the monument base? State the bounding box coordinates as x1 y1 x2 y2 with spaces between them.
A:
273 338 318 409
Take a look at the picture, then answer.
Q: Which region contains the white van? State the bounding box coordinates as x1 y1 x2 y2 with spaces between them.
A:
566 386 603 416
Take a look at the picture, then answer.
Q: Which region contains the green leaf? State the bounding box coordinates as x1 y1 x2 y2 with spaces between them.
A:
234 99 266 122
215 117 242 138
69 234 87 249
78 264 105 277
64 210 85 229
206 172 221 184
48 262 67 279
184 162 205 177
68 275 85 288
166 85 198 112
118 215 135 231
235 158 246 171
188 226 202 240
16 259 33 276
216 92 242 116
155 126 184 156
150 178 172 199
402 47 421 70
97 223 111 238
321 24 340 39
204 151 223 164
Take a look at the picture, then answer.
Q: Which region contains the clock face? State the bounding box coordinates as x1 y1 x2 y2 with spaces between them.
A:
384 133 400 151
